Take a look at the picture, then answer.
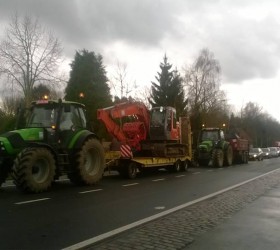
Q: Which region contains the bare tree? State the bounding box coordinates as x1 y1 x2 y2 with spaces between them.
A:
0 13 62 106
109 61 138 100
184 48 228 128
0 94 23 116
184 48 225 112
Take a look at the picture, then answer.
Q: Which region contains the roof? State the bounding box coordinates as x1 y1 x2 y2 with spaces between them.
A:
32 99 85 108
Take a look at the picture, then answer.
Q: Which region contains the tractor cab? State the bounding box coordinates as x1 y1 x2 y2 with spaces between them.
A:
26 99 87 130
23 99 88 147
199 128 225 143
198 128 225 152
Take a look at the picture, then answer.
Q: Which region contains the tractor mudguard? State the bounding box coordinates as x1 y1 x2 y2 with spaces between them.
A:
25 142 59 160
68 130 99 150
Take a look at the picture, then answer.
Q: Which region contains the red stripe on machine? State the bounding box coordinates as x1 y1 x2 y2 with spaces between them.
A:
120 145 133 158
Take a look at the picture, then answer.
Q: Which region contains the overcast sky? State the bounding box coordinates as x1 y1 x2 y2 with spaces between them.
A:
0 0 280 120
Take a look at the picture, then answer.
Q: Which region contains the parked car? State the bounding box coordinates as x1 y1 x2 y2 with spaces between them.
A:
249 148 263 161
261 148 271 159
269 147 279 157
276 147 280 156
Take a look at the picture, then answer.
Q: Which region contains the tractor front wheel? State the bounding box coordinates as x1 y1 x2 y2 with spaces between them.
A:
12 148 56 193
68 138 105 185
224 145 233 166
212 149 224 168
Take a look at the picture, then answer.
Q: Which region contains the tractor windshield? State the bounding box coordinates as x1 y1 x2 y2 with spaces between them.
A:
201 130 219 141
26 105 58 128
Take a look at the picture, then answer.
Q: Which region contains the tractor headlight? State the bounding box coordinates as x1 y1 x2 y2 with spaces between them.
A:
0 141 6 152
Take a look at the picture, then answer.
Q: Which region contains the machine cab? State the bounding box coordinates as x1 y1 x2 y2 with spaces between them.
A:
149 106 179 141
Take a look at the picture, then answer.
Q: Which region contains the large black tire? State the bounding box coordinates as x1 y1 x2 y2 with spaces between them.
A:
224 145 233 166
212 149 224 168
68 138 105 185
127 162 138 179
12 148 56 193
180 160 189 172
172 160 181 172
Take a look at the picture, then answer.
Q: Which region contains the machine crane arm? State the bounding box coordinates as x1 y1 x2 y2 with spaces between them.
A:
97 101 150 150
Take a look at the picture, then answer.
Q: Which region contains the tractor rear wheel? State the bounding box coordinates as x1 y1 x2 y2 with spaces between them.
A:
68 138 105 185
212 149 224 168
12 148 55 193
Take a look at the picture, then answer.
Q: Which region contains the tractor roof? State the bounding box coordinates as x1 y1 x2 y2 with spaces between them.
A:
202 128 222 131
32 99 85 108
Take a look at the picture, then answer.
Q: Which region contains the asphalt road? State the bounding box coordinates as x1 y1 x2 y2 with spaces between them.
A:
1 158 280 250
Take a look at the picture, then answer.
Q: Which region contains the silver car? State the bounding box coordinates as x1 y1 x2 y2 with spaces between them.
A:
269 147 279 157
261 148 271 159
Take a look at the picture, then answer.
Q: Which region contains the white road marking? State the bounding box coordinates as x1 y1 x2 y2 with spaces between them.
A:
15 198 50 205
192 172 201 175
62 168 280 250
175 175 185 178
122 183 139 187
79 189 103 194
154 206 166 210
152 178 165 182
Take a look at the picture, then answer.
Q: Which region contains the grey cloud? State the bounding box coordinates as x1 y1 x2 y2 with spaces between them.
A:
0 0 185 56
211 16 280 83
1 0 280 84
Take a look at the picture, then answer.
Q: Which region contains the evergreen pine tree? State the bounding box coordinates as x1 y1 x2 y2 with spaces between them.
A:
65 49 112 137
149 55 187 116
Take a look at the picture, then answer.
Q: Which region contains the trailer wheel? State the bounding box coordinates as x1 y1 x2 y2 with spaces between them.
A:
180 160 189 172
224 145 233 166
12 147 55 193
173 160 182 173
212 149 224 168
68 138 105 185
127 162 138 179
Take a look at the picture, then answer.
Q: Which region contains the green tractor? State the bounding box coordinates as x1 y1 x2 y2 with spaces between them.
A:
194 128 233 167
0 99 105 193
